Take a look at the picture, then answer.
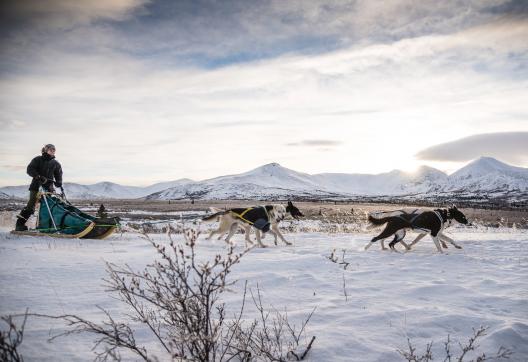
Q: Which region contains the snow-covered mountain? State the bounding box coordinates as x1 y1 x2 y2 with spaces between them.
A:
146 158 527 202
447 157 528 195
208 163 323 190
311 165 448 196
147 163 339 200
1 157 526 202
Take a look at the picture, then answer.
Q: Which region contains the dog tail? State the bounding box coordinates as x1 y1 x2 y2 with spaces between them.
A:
202 211 227 222
368 213 391 225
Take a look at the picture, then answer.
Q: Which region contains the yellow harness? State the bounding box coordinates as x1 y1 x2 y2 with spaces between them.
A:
230 206 270 225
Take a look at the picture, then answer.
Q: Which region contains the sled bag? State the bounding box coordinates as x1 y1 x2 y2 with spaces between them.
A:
38 194 93 235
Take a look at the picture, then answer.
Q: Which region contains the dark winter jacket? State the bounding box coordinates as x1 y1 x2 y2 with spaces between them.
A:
27 153 63 191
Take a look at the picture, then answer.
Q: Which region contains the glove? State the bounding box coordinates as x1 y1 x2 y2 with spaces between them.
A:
54 181 62 188
37 175 47 183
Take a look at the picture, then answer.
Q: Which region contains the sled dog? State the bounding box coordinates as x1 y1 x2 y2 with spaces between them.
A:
364 206 469 253
202 201 304 247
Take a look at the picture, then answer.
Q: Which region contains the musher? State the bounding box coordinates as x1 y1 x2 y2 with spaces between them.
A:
15 144 63 231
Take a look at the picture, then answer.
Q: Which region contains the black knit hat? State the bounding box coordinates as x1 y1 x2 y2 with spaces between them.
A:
42 144 56 153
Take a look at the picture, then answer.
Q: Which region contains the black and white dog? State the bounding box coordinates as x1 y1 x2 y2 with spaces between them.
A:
364 206 469 253
202 201 304 247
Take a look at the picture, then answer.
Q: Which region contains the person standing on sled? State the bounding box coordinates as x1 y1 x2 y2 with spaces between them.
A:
15 144 63 231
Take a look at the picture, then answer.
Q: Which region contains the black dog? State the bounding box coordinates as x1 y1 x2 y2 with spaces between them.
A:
365 206 469 253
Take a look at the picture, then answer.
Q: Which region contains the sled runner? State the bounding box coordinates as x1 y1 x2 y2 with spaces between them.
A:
11 192 119 239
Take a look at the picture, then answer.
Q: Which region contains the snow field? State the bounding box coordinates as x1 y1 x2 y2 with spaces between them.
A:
0 227 527 361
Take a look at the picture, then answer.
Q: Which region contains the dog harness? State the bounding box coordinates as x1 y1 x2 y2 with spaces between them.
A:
433 210 444 234
395 209 444 234
395 209 423 230
230 206 271 232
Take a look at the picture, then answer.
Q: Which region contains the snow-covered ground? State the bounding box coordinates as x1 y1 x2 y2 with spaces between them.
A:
1 225 527 361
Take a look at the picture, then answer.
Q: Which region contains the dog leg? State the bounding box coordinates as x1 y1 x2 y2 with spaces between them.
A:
389 229 406 251
260 228 277 245
380 240 388 250
255 228 266 248
252 230 260 247
399 240 411 250
437 226 448 248
439 233 462 249
271 230 279 245
431 235 444 253
245 230 255 248
272 224 291 245
206 229 221 240
224 223 239 244
244 224 253 244
364 242 374 250
370 224 399 244
264 230 278 245
365 237 381 250
408 233 426 249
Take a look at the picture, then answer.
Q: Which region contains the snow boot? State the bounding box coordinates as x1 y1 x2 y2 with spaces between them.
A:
15 217 28 231
15 209 33 231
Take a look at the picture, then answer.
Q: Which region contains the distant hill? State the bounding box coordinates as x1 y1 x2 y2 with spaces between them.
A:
0 179 193 200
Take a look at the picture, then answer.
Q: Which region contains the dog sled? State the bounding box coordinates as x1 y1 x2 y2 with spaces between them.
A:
11 191 119 239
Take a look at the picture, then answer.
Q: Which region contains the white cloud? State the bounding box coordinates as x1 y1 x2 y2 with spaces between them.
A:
415 132 528 165
0 2 527 185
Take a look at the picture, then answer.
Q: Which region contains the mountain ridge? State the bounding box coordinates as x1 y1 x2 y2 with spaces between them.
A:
1 157 526 202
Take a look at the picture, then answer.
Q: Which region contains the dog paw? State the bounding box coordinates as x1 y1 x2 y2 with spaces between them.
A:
455 245 462 249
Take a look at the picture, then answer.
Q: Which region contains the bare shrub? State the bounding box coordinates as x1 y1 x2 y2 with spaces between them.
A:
398 326 513 361
326 249 350 270
223 284 316 361
1 309 28 362
46 228 316 361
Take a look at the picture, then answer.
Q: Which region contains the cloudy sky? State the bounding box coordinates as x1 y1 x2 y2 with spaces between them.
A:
1 0 527 186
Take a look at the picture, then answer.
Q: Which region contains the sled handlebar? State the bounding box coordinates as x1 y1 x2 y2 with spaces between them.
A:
59 186 71 204
38 185 71 206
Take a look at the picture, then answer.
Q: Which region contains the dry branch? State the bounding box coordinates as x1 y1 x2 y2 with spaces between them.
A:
40 226 316 361
0 309 28 362
398 326 513 362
